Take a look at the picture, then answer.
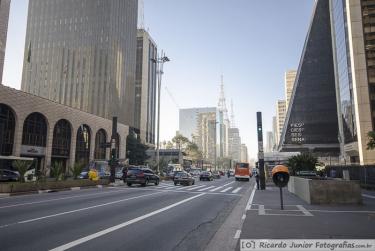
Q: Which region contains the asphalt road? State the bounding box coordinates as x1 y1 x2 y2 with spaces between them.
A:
0 176 252 251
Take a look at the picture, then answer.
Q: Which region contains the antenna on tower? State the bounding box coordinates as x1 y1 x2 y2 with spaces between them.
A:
218 75 229 121
230 99 235 128
138 0 145 29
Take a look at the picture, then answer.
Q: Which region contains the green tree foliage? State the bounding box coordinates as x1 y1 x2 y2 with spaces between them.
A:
367 131 375 150
172 134 190 150
70 162 85 179
12 160 32 183
286 152 318 175
127 134 149 165
50 162 64 181
165 141 174 149
185 142 203 162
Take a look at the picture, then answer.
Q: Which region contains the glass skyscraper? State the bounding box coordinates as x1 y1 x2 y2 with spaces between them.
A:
21 0 138 126
0 0 11 85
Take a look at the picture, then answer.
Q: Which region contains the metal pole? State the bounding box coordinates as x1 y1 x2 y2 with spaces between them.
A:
257 112 266 190
110 117 117 183
156 52 164 175
279 187 284 210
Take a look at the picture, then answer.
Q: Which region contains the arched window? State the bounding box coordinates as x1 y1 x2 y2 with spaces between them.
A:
94 129 107 159
75 125 91 164
52 119 71 158
0 104 16 156
22 112 47 147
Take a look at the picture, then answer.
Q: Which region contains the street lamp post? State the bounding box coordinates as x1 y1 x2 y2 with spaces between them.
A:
151 51 170 175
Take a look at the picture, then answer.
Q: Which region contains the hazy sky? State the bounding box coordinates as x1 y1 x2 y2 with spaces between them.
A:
3 0 315 159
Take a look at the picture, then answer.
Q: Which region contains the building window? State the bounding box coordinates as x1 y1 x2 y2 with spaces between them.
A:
52 119 71 158
22 112 48 147
76 124 91 164
0 104 16 156
94 129 106 159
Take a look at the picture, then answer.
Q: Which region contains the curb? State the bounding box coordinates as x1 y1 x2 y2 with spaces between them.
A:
0 193 10 198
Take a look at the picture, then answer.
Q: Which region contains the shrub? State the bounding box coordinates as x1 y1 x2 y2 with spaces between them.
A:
12 160 32 183
70 162 85 179
286 153 318 176
50 162 64 181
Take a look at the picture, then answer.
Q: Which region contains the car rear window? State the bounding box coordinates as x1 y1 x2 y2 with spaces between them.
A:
127 169 142 175
238 163 249 168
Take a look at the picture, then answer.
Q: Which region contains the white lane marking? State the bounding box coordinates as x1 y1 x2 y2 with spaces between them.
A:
198 186 216 192
362 194 375 199
16 191 165 225
296 205 313 216
241 214 246 220
220 187 233 193
160 183 174 187
245 183 257 210
258 205 265 215
209 181 236 192
232 187 242 194
176 185 194 190
234 230 241 239
49 193 206 251
308 209 375 214
163 186 176 190
0 189 128 209
185 185 206 191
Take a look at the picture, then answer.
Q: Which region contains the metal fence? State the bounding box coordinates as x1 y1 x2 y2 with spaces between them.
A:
325 165 375 186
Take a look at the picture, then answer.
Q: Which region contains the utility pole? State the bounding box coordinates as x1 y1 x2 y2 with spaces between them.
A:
109 117 117 183
257 112 266 190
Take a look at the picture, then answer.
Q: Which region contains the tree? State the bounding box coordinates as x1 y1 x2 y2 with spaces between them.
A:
286 152 318 175
50 162 64 181
70 162 85 179
185 142 203 162
165 141 174 149
367 131 375 150
12 160 32 183
172 134 189 150
126 134 149 165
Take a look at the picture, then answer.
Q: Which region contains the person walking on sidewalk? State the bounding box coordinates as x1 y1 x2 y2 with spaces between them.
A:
255 173 260 190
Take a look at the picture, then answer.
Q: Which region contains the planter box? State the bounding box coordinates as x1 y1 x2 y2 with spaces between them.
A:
0 179 109 193
288 176 362 204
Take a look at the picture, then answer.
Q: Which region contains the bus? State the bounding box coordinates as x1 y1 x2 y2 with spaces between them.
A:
235 162 251 181
0 156 37 182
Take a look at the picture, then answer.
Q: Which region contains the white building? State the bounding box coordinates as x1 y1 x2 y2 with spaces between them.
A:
240 144 248 163
285 70 297 110
276 100 286 147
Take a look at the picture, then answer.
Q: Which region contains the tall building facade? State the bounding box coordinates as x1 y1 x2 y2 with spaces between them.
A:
285 70 297 110
280 0 340 157
196 112 216 162
0 0 11 84
135 29 157 146
330 0 375 164
272 116 278 149
276 100 286 146
21 0 138 126
228 127 241 162
265 131 274 153
240 144 248 163
179 107 216 141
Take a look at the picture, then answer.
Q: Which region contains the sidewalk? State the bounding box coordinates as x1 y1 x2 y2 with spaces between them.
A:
237 183 375 249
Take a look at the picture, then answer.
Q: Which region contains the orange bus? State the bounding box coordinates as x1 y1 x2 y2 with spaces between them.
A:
235 162 251 181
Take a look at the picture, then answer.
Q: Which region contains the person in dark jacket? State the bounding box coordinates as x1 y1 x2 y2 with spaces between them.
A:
255 173 260 190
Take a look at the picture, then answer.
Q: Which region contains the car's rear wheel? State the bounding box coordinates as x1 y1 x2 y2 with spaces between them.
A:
155 179 159 185
192 180 195 185
174 182 177 186
127 183 132 187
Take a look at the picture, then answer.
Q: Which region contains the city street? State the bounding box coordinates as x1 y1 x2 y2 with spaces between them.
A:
0 177 253 251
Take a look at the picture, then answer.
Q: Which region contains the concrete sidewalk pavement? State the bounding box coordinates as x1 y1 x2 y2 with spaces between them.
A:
237 183 375 250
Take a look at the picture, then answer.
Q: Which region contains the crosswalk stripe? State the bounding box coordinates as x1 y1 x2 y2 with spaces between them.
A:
209 186 224 192
232 187 242 194
198 186 216 191
220 187 233 193
163 186 176 190
176 185 193 190
186 185 206 191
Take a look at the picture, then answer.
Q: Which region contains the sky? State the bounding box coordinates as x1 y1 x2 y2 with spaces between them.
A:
3 0 315 160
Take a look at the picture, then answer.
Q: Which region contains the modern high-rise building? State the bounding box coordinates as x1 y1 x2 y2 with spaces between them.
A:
240 144 248 163
272 116 278 150
21 0 138 126
0 0 11 85
135 29 157 146
330 0 375 164
196 112 216 163
276 100 286 146
285 70 297 110
265 131 274 153
228 127 241 162
280 0 340 157
179 107 217 141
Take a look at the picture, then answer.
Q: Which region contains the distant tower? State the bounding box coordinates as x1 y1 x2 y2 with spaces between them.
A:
218 75 228 119
138 0 145 29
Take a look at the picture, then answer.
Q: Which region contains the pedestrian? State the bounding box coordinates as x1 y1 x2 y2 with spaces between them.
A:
227 170 230 178
255 173 260 190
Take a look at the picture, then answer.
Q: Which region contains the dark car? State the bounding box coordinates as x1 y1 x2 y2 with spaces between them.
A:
124 168 160 187
212 171 221 179
0 169 19 182
174 171 195 186
199 171 213 181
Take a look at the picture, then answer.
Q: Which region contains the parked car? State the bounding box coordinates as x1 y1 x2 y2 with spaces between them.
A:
212 171 221 179
79 160 111 179
219 171 224 176
200 171 213 181
115 167 123 179
125 168 160 187
0 169 19 182
174 171 195 186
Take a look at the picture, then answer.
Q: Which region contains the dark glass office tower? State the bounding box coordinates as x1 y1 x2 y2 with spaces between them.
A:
279 0 340 156
21 0 138 126
0 0 11 85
